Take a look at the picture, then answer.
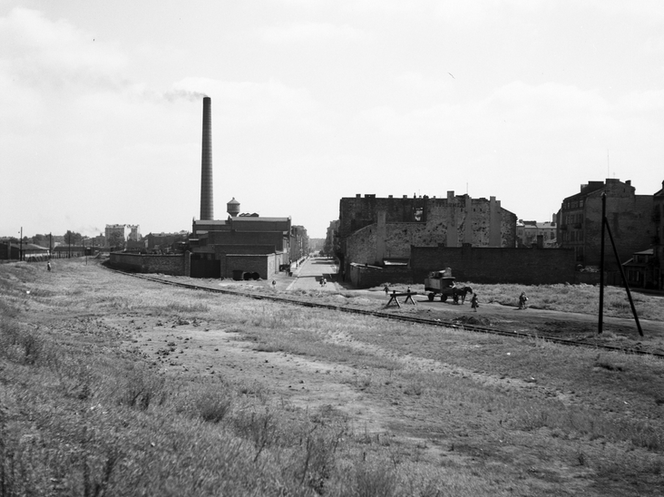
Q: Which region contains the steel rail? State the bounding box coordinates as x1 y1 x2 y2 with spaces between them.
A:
116 270 664 360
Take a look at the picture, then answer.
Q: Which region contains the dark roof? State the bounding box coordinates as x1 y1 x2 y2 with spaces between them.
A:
3 243 50 251
52 245 86 251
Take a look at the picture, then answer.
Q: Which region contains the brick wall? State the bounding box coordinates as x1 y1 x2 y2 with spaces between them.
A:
208 231 284 251
339 194 517 277
224 254 277 279
108 253 185 276
410 245 576 284
345 225 378 266
349 264 413 288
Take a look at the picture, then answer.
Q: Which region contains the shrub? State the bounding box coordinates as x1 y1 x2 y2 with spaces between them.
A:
0 320 45 365
116 367 167 410
195 390 233 424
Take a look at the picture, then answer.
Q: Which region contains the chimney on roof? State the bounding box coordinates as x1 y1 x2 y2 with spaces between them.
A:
200 97 214 221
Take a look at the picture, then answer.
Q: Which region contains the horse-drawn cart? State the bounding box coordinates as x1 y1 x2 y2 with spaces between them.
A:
424 268 457 302
424 267 473 304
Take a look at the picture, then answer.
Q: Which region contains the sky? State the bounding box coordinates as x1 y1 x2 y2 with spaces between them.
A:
1 1 663 240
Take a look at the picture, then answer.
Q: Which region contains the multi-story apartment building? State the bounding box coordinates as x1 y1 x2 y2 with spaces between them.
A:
556 178 653 269
653 181 664 289
105 224 141 247
516 219 557 248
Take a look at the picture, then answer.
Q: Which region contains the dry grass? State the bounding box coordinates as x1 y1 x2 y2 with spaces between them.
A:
1 259 664 496
423 281 662 321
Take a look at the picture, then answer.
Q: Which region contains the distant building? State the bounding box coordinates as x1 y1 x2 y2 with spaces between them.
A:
623 248 657 289
105 224 140 248
52 245 87 258
145 231 189 253
0 242 50 261
290 225 309 263
189 198 292 279
556 178 654 269
516 219 557 248
323 220 339 257
337 192 517 283
652 181 664 289
84 234 106 248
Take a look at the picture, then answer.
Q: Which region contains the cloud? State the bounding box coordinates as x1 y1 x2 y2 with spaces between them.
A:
0 7 126 94
171 76 324 130
616 89 664 113
260 22 369 43
163 89 209 102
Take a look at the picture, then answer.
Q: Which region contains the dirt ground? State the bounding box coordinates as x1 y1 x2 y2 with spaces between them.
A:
125 277 664 483
194 272 664 355
132 274 664 428
396 296 664 354
133 287 664 415
7 258 662 495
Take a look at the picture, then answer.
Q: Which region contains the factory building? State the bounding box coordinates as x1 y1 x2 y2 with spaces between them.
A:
189 198 292 279
187 97 297 279
109 96 306 279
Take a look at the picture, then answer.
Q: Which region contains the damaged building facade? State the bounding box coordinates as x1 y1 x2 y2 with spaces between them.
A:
337 192 519 287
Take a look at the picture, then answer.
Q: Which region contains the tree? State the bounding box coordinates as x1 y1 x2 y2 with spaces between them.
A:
107 231 125 249
64 231 82 246
32 234 49 247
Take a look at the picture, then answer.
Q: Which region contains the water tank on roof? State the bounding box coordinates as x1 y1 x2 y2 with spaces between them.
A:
227 197 240 217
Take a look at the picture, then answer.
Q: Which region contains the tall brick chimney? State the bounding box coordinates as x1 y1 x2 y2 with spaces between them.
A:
200 96 214 220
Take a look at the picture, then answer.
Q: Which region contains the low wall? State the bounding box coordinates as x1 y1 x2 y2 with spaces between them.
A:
224 254 277 280
410 245 576 284
349 264 413 288
108 252 185 276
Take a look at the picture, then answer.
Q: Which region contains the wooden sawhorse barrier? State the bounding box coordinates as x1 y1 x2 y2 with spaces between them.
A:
385 290 417 308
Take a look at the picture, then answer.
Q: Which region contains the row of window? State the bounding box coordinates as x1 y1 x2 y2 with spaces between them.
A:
563 199 585 210
561 231 584 242
564 212 584 225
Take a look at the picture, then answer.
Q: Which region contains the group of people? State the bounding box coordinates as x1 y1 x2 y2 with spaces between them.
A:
470 292 528 311
382 284 528 313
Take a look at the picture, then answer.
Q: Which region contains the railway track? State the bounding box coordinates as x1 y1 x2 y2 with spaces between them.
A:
119 270 664 360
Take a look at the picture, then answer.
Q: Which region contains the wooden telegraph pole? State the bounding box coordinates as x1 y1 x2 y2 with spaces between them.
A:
598 193 643 336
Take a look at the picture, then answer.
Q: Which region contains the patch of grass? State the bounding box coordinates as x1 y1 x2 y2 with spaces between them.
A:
390 281 663 321
516 404 664 451
3 261 664 496
115 365 167 410
0 320 46 365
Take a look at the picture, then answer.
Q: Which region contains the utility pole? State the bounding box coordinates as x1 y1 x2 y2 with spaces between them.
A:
19 226 23 261
598 192 643 336
598 194 605 334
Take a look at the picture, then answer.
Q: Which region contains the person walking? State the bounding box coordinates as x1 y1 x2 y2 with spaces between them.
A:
518 292 528 309
47 261 52 272
471 293 479 311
